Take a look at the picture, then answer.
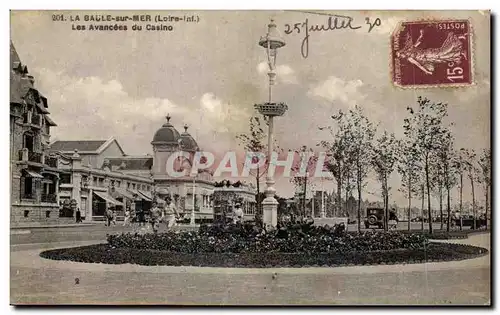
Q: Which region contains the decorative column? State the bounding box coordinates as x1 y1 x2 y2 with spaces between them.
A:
255 19 288 229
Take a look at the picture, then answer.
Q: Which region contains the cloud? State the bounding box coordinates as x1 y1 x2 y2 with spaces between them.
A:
307 76 365 108
257 62 299 84
33 68 251 156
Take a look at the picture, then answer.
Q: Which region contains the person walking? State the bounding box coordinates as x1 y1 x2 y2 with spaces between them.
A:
123 207 131 227
137 207 145 226
163 196 179 230
105 206 114 227
75 208 82 223
150 202 162 233
388 209 398 230
232 202 244 224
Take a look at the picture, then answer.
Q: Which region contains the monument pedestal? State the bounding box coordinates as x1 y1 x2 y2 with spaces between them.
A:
262 196 278 229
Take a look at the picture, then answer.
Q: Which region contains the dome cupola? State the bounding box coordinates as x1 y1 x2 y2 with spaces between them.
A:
151 114 181 146
179 124 199 152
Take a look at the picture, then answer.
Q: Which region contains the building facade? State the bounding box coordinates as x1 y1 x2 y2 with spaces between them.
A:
213 180 257 221
151 116 215 222
10 42 62 226
10 44 257 225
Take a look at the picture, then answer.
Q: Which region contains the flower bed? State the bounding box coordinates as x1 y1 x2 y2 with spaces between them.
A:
38 222 488 267
106 223 429 254
40 243 488 267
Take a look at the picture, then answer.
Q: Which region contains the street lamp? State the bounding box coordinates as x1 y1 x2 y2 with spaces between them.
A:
254 18 288 229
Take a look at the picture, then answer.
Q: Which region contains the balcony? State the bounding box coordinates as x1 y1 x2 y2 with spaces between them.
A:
41 193 57 203
31 114 41 126
21 112 41 128
45 156 58 168
28 151 42 163
21 193 35 200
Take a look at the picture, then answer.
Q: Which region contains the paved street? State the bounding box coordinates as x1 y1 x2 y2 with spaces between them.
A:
10 222 490 305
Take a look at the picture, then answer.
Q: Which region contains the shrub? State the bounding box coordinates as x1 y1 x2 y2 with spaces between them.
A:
107 221 429 254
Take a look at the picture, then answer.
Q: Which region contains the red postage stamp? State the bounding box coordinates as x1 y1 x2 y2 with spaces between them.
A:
391 20 472 88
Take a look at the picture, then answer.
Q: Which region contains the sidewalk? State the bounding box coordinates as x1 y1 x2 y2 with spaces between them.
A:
11 222 98 230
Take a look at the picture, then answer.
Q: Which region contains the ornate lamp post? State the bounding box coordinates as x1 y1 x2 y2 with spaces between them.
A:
255 19 288 229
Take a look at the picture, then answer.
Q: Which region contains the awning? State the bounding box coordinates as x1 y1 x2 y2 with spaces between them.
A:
93 191 123 206
110 187 136 200
138 190 153 201
23 169 43 178
36 103 50 114
45 115 57 126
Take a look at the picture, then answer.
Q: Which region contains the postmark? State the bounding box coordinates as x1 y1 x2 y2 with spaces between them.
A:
391 19 472 88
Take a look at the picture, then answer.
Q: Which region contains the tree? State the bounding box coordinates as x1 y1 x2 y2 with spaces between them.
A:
236 116 268 215
371 131 399 231
343 106 376 231
399 112 423 231
430 150 445 230
290 145 317 217
319 110 351 218
453 148 468 230
434 129 457 232
477 148 491 229
462 148 478 229
320 106 374 231
405 97 448 234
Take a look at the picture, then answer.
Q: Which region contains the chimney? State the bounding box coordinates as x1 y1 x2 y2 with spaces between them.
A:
27 75 35 86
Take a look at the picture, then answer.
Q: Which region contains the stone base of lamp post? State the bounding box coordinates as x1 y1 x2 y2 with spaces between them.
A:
262 196 278 229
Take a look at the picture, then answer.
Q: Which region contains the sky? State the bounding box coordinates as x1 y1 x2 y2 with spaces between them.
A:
10 10 490 205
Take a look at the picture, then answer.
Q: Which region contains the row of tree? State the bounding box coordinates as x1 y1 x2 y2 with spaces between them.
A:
238 96 491 233
318 97 490 232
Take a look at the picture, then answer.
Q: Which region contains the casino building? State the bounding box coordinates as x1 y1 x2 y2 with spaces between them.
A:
10 43 256 225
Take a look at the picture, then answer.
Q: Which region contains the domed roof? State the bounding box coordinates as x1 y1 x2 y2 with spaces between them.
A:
151 114 181 145
179 125 199 152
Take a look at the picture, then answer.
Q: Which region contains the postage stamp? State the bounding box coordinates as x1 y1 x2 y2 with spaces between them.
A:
391 20 472 88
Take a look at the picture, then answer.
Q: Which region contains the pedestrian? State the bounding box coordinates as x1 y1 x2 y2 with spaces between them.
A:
232 202 244 224
137 207 145 226
111 208 117 226
388 209 398 230
150 202 162 233
163 196 179 230
75 208 82 223
105 206 114 227
123 207 131 227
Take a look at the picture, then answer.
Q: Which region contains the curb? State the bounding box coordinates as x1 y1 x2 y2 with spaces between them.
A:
11 223 98 230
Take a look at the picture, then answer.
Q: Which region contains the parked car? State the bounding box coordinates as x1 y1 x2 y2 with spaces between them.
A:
364 207 385 229
454 216 487 229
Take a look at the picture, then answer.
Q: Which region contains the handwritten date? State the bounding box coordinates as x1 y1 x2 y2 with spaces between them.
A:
284 15 382 58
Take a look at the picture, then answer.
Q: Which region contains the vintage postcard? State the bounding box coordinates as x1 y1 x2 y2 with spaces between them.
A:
9 10 490 305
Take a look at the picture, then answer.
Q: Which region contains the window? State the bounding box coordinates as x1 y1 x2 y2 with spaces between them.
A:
21 176 34 199
116 181 121 187
46 210 51 218
81 197 87 216
23 132 34 152
98 178 104 187
93 176 98 186
127 182 131 189
132 183 136 190
60 173 71 184
111 180 115 187
24 210 29 217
